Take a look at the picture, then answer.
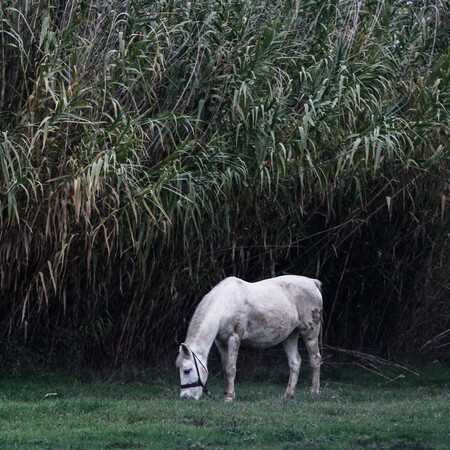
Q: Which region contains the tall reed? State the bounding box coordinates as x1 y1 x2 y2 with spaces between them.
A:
0 0 448 366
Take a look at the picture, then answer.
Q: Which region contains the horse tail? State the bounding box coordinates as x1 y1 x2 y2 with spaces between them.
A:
313 279 324 352
313 279 322 294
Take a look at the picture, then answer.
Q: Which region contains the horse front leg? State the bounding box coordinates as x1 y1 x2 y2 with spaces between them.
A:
282 330 301 399
216 334 240 402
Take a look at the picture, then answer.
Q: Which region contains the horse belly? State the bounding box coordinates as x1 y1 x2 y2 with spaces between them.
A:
241 308 298 348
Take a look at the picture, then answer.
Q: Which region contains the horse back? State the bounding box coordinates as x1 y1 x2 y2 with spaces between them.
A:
215 276 322 345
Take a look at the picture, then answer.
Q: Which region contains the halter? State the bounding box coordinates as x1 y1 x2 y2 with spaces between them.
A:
180 347 211 397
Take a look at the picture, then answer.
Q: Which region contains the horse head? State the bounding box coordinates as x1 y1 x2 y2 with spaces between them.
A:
176 343 210 400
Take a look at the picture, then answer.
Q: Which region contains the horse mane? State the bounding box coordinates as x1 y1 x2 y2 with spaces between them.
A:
185 278 239 344
186 291 218 340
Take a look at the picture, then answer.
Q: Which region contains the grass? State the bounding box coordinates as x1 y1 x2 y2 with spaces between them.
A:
0 365 448 449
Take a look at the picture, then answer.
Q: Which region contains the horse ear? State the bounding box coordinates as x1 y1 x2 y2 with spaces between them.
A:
180 343 191 358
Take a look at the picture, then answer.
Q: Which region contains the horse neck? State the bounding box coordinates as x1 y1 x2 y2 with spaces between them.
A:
185 308 220 363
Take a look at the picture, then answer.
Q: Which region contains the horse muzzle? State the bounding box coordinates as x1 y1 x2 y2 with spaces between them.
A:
180 387 202 400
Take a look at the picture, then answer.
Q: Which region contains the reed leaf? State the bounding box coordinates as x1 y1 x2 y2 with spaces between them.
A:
0 0 448 366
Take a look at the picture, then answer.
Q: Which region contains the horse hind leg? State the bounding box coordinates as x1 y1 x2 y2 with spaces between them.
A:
282 330 301 399
303 332 321 397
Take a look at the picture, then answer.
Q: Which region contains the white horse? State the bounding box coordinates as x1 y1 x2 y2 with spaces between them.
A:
176 275 323 401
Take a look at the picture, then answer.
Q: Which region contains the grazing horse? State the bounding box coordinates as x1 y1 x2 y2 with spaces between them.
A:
176 275 323 401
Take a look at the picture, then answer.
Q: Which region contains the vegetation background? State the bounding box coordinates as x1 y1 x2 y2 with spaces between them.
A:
0 0 448 369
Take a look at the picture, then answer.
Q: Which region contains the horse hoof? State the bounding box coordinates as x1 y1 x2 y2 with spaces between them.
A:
224 395 235 402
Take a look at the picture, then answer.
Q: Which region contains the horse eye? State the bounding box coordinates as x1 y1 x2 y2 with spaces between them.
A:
184 369 191 375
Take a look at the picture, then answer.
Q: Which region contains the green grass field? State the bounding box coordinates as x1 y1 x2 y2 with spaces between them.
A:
0 365 448 449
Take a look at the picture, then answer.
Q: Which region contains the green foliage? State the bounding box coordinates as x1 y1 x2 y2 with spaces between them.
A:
0 0 448 364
